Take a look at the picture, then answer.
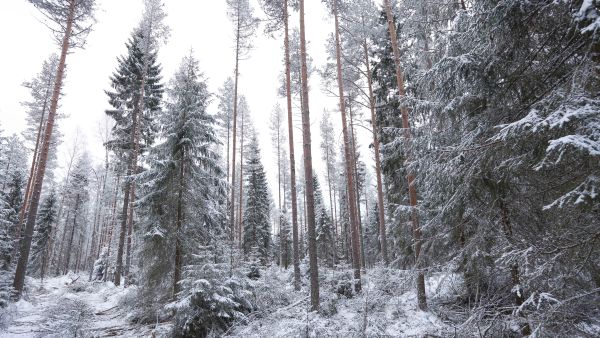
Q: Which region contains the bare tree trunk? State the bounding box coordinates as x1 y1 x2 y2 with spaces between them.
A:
333 188 339 260
114 108 138 286
105 173 120 256
284 0 301 291
383 0 426 310
237 109 245 248
362 38 388 264
229 16 241 243
324 141 337 265
15 89 49 253
55 213 69 275
12 0 75 296
333 0 362 292
124 186 135 281
299 0 320 310
64 194 80 274
277 120 283 266
173 150 185 299
349 106 366 271
75 234 83 272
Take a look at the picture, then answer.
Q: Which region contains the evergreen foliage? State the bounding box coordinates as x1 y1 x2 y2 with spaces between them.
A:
242 135 271 263
137 53 225 315
29 189 57 277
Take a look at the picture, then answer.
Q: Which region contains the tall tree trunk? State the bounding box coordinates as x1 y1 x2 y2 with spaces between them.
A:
299 0 320 310
333 188 339 259
362 38 388 264
237 109 245 248
105 173 120 256
114 102 139 286
324 143 337 265
333 0 362 292
349 106 366 271
55 212 69 275
284 0 301 291
15 89 49 252
277 123 283 266
124 185 135 281
48 148 76 275
12 0 75 297
173 150 185 298
230 15 241 243
383 0 426 310
64 194 80 274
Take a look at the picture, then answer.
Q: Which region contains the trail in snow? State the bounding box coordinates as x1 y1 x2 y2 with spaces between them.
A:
0 273 168 338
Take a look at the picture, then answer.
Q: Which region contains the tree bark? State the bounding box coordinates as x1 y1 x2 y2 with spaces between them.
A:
349 105 366 271
105 173 120 256
284 0 302 291
237 108 245 248
362 38 388 264
12 0 75 297
173 149 185 298
333 0 362 293
299 0 320 310
383 0 426 310
124 185 135 281
114 107 138 286
230 11 241 243
15 88 49 254
64 194 80 274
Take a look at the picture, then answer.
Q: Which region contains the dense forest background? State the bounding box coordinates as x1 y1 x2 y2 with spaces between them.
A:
0 0 599 337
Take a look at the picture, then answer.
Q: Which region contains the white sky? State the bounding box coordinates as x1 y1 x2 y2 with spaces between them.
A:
0 0 374 198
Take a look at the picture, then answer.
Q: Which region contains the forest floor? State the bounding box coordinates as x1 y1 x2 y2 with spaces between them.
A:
0 267 461 337
0 272 171 337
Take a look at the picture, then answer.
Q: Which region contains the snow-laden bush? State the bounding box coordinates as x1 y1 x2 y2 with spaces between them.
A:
171 245 256 337
173 276 254 337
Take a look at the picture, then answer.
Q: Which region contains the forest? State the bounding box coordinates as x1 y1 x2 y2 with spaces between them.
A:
0 0 599 337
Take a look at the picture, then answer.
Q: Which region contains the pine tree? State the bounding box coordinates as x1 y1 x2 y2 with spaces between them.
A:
226 0 259 243
297 0 320 311
263 0 304 290
324 0 362 292
242 135 271 264
13 0 96 298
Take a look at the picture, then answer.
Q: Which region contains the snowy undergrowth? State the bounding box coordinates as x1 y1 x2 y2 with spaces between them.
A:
0 272 169 337
225 265 456 337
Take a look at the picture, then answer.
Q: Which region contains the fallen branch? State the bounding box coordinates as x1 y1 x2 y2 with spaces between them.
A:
95 305 118 315
273 296 309 314
66 276 81 285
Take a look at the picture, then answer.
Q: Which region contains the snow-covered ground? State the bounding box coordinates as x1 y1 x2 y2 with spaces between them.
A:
0 268 461 337
0 273 170 337
226 266 457 337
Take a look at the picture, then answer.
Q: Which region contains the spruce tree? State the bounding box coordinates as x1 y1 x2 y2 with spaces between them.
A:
313 177 334 267
29 189 57 279
105 27 163 286
138 53 225 305
242 135 271 264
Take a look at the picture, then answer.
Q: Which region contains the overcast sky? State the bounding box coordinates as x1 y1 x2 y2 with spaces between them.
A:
0 0 374 198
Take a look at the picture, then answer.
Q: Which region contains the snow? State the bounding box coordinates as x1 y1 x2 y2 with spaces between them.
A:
578 0 600 33
224 267 456 337
0 273 170 337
